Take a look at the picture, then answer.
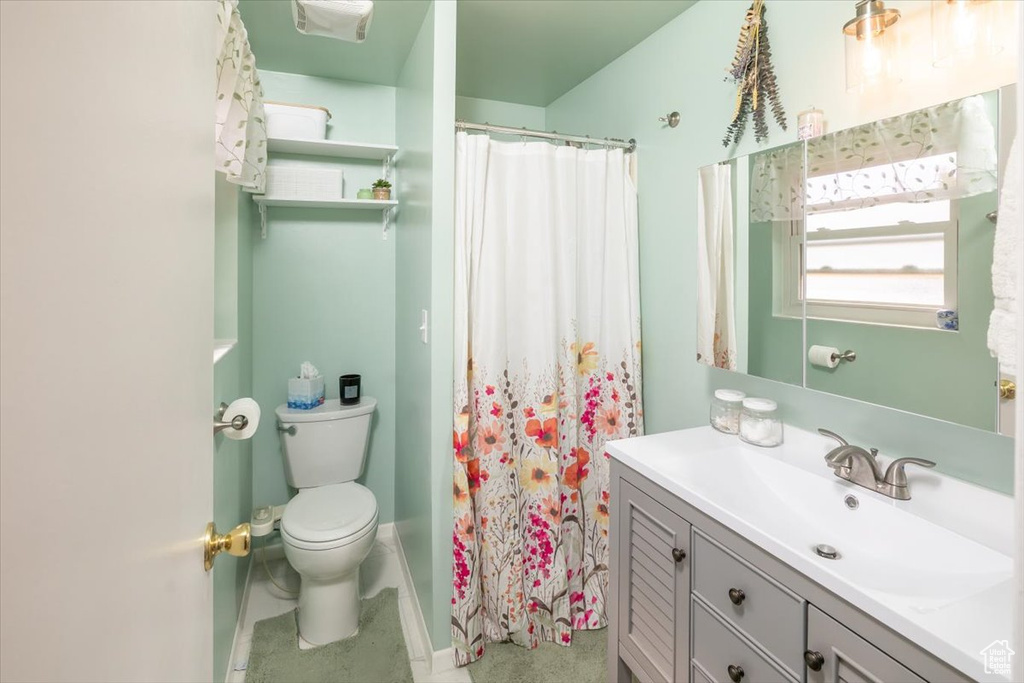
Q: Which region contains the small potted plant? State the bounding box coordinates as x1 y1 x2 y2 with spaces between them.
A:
372 179 392 200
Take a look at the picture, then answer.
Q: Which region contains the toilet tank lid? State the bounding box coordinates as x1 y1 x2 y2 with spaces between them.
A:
275 397 377 423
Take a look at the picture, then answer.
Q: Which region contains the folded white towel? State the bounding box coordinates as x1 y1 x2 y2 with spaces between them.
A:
292 0 373 43
987 132 1021 376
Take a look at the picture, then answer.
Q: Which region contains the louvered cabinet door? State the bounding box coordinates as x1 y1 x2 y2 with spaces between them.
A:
617 479 691 683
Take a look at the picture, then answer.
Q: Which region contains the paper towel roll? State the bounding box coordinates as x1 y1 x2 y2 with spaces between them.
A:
223 398 260 440
808 345 840 369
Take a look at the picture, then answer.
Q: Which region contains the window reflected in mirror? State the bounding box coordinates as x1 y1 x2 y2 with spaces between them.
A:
697 87 1015 434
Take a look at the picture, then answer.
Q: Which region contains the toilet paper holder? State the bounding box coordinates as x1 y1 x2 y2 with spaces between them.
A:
214 402 249 435
832 349 857 364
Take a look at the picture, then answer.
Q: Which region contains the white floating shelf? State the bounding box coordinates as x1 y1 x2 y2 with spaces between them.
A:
267 136 398 161
252 195 398 240
253 196 397 209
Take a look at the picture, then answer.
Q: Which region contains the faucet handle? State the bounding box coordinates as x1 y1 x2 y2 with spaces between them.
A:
883 457 936 487
818 428 848 446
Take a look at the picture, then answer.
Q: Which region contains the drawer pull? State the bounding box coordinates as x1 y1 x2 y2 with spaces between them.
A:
728 587 746 605
671 547 686 562
804 650 825 672
727 664 745 682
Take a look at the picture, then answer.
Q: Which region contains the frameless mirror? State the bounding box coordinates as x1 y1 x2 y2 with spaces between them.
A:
697 87 1015 435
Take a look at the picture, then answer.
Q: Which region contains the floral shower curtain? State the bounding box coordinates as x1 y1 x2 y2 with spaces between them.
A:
451 132 643 666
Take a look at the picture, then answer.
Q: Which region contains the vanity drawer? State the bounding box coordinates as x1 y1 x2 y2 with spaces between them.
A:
692 529 805 676
692 598 796 683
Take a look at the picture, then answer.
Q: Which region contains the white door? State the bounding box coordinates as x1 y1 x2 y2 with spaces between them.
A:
0 2 215 681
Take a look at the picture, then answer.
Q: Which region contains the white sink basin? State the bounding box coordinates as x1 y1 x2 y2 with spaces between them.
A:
607 425 1015 682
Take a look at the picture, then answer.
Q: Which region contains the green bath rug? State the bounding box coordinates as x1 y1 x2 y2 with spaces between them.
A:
466 628 607 683
245 587 413 683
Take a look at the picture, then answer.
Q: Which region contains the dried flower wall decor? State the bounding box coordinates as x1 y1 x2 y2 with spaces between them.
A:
723 0 787 147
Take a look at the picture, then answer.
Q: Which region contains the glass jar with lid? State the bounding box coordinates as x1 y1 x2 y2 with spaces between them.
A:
710 389 746 434
739 397 783 447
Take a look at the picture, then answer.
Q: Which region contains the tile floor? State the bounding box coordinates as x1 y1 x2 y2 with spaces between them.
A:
226 527 471 683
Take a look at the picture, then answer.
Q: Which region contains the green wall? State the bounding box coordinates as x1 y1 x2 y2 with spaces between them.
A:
545 0 1014 492
455 95 545 132
427 0 457 650
212 175 255 681
746 220 802 385
250 71 398 518
395 0 461 652
395 3 438 647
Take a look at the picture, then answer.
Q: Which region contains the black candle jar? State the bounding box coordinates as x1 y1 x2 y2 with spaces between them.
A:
339 374 361 405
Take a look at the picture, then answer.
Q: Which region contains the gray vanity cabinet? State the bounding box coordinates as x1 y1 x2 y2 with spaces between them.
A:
614 479 691 683
806 606 925 683
608 461 972 683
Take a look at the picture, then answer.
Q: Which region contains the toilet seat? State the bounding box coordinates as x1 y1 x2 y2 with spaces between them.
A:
282 482 378 551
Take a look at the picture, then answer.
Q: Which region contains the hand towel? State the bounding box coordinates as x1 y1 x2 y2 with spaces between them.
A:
987 132 1021 376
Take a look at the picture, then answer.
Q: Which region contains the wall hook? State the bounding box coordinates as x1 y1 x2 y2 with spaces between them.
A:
659 111 680 128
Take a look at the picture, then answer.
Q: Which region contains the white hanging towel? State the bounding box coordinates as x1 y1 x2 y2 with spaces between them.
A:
292 0 374 42
987 132 1021 376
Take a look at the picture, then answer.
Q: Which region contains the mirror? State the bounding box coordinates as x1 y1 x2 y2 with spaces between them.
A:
698 87 1014 434
697 141 805 385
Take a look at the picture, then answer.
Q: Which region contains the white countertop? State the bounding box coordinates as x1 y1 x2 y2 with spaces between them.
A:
606 425 1015 682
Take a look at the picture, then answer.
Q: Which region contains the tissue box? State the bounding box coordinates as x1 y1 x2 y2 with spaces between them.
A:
288 376 325 410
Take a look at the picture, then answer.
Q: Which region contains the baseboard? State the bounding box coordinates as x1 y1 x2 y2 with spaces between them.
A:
393 526 439 674
431 647 456 673
225 556 256 683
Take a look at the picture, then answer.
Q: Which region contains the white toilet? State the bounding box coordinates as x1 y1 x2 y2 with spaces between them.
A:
274 397 379 646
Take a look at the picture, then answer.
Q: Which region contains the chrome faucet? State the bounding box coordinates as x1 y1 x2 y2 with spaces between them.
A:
818 429 936 500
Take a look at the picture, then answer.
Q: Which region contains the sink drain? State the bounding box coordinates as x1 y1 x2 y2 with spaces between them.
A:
814 544 840 560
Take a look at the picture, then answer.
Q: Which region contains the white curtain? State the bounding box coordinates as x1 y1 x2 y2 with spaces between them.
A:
451 132 642 665
216 0 267 193
697 164 737 370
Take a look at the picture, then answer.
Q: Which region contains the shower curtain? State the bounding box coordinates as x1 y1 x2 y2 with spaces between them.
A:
451 132 643 665
696 164 736 370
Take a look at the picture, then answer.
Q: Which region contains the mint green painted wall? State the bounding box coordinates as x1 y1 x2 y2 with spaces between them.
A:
212 175 254 681
455 95 545 131
806 191 999 430
746 220 802 385
546 0 1014 493
394 0 460 652
427 0 458 651
395 2 438 646
250 71 398 520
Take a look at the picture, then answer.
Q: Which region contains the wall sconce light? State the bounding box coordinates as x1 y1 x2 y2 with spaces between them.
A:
932 0 1010 67
843 0 902 92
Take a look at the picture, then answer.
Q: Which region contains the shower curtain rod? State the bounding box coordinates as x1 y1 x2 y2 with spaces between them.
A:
455 120 637 153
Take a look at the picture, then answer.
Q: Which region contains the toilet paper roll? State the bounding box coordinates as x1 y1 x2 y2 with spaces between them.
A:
808 345 841 369
223 397 260 440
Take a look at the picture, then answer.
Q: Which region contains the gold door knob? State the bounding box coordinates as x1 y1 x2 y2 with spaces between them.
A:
1000 379 1016 400
203 522 251 571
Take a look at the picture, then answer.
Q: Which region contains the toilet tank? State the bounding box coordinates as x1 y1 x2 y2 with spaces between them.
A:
275 398 377 489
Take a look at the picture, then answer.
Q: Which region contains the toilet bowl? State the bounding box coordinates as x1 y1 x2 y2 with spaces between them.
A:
275 397 378 646
281 482 378 645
